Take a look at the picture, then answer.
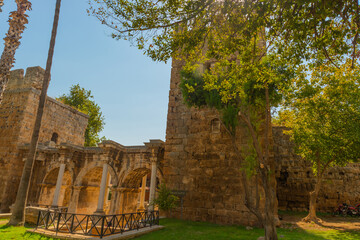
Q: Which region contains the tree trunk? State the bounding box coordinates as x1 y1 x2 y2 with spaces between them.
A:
239 87 278 239
262 169 278 240
0 0 31 104
0 0 4 12
303 177 322 223
8 0 62 226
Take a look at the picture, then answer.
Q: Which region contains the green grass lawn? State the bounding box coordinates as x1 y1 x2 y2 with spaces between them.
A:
0 219 58 240
136 218 360 240
0 218 360 240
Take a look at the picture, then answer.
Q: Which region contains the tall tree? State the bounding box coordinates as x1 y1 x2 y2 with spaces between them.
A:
89 1 292 239
8 0 62 226
277 61 360 222
89 0 359 238
57 84 106 146
0 0 31 104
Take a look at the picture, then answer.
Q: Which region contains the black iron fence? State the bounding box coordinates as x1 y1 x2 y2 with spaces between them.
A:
35 209 159 238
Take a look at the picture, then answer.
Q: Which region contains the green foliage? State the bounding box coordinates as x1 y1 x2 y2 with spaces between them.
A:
278 61 360 175
57 84 105 147
152 184 179 211
89 0 359 69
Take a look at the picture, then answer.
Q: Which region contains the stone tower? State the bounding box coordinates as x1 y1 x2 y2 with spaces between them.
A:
0 67 89 212
163 60 264 225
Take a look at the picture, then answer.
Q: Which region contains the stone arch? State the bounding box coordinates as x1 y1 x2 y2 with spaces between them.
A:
51 132 59 143
38 166 72 207
121 168 151 188
73 161 117 214
112 168 152 214
74 161 117 187
211 118 221 133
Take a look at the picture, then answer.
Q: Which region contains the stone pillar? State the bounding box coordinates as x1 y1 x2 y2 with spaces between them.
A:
68 186 83 213
149 154 157 211
52 163 66 207
138 175 147 211
94 163 108 215
109 187 121 215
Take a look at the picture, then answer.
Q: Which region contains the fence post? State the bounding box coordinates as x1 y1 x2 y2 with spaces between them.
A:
100 216 105 239
156 210 159 225
45 211 50 229
35 210 41 229
56 212 61 233
70 214 74 233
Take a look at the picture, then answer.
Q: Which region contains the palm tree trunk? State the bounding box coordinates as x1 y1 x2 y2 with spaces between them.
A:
8 0 62 226
0 0 31 104
0 0 4 12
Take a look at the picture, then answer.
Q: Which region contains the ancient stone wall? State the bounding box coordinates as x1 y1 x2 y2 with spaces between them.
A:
163 59 266 226
0 67 89 212
274 126 360 212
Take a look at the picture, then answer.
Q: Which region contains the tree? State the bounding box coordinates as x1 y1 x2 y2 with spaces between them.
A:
152 183 179 212
0 0 32 104
57 84 105 146
277 61 360 222
88 0 359 238
8 0 62 226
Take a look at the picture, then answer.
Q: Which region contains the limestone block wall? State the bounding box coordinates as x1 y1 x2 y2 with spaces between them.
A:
0 67 88 212
274 126 360 212
164 59 265 226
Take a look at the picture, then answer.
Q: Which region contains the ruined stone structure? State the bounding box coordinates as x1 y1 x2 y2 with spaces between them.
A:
0 67 88 212
24 139 163 215
163 59 360 225
0 67 164 215
1 64 359 226
274 126 360 213
163 60 266 226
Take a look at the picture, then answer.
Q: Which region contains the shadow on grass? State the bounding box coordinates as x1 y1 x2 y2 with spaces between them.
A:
0 224 11 230
134 218 331 240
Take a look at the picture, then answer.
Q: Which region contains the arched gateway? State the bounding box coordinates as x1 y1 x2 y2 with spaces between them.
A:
23 139 164 215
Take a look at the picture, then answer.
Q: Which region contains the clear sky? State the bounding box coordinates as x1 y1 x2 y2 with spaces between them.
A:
0 0 171 146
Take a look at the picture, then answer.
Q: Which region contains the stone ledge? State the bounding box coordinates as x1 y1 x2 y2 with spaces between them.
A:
27 225 164 240
0 213 11 219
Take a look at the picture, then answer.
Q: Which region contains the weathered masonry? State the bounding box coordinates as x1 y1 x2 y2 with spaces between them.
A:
1 65 360 227
0 67 164 216
0 67 88 212
163 59 360 225
24 139 164 217
163 59 267 226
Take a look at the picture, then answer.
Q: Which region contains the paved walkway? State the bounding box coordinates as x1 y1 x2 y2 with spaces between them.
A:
27 225 164 240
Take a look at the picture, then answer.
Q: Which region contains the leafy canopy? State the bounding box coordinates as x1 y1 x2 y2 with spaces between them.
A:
89 0 360 68
57 84 105 147
277 61 360 175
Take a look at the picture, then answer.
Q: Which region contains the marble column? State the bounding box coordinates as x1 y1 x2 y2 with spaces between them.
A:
109 187 121 215
52 163 66 207
148 157 157 211
68 186 83 213
94 163 108 215
138 175 147 211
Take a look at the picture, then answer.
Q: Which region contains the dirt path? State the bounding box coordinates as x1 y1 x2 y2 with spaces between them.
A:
280 213 360 231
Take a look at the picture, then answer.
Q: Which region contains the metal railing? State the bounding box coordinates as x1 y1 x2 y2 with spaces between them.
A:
35 209 159 238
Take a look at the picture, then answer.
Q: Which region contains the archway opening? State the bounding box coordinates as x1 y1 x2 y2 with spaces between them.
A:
115 168 154 214
38 167 71 207
76 167 105 214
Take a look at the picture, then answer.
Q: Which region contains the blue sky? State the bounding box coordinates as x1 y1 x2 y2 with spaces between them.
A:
0 0 171 146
